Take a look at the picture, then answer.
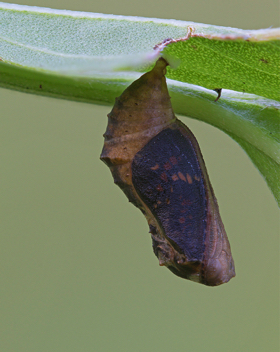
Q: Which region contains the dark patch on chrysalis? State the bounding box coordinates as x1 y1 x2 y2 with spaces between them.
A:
132 128 207 262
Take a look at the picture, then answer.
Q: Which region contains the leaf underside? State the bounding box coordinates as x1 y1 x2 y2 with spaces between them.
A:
0 2 279 205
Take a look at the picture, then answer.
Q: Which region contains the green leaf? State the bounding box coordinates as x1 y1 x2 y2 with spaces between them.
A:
163 37 280 102
0 2 279 205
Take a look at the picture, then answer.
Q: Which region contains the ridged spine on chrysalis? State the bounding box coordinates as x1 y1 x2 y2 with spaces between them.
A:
101 58 235 286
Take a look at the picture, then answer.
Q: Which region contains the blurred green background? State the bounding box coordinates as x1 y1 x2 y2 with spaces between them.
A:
1 1 279 351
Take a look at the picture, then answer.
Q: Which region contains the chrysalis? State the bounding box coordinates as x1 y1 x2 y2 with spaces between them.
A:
100 58 235 286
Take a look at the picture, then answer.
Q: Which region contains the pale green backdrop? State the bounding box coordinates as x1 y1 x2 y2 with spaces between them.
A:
0 1 279 351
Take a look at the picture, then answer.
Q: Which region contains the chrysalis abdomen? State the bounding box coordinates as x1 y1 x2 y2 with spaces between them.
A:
100 58 235 286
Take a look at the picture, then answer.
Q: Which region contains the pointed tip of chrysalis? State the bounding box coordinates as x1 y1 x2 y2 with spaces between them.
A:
117 58 172 110
151 57 169 77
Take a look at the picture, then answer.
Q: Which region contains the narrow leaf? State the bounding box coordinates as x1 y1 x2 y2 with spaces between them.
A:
0 2 279 205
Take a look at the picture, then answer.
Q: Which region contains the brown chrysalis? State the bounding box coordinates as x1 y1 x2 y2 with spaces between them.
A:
100 58 235 286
